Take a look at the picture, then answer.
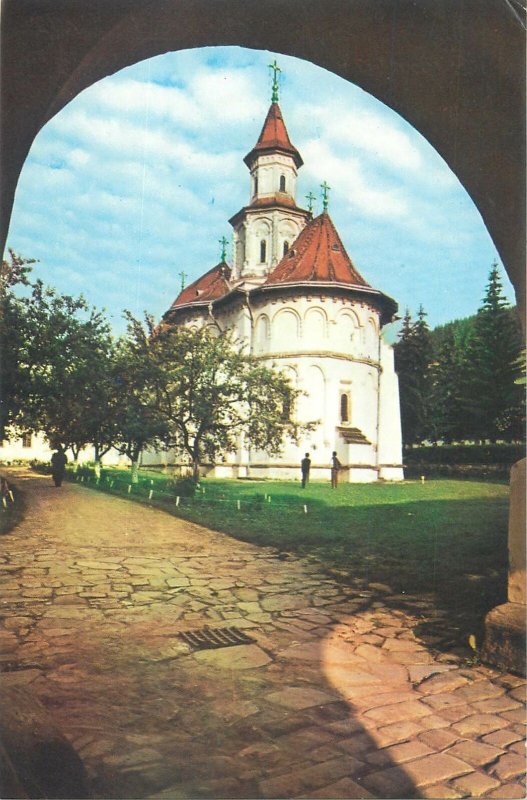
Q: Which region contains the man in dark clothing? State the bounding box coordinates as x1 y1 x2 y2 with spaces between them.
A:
331 451 342 489
51 448 67 487
301 453 311 488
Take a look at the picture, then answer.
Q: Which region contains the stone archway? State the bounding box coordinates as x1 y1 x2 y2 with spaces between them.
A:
1 0 525 672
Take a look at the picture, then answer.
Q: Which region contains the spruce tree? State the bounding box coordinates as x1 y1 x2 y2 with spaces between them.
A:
462 263 524 441
394 307 433 446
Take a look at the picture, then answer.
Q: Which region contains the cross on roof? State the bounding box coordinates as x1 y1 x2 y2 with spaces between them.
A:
179 270 188 290
218 236 229 262
320 180 331 211
268 59 282 103
305 191 316 213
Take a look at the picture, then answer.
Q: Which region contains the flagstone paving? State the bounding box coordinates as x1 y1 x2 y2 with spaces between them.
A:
0 469 525 799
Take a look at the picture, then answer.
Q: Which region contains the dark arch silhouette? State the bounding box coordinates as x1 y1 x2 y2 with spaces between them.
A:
1 0 525 315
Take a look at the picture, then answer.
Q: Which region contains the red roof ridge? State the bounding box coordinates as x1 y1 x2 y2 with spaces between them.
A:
264 211 370 288
168 261 231 311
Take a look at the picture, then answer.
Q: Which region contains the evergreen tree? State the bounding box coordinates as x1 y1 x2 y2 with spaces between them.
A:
429 318 474 442
394 307 433 446
461 263 524 441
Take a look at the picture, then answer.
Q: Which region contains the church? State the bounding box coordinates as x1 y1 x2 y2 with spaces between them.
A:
162 68 404 483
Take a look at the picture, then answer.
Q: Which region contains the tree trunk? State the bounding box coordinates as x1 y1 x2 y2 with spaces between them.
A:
192 457 200 482
94 459 102 480
130 460 139 484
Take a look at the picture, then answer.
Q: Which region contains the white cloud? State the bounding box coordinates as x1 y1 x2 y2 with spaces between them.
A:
297 103 423 172
302 140 409 219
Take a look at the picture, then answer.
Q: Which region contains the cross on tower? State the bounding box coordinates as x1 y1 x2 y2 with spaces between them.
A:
268 59 282 103
305 191 316 213
179 270 188 290
219 235 229 262
320 180 331 211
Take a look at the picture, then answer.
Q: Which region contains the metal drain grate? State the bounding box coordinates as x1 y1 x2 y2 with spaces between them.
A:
179 626 256 651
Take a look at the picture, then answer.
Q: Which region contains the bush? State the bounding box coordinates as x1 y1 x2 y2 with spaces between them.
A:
404 443 525 466
171 476 197 497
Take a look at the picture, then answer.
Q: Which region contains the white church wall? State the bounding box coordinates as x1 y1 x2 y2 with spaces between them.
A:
377 340 404 480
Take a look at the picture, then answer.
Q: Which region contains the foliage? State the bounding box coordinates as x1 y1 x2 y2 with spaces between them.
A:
18 281 116 457
0 251 36 438
394 306 432 445
124 318 311 479
112 313 169 479
460 264 524 441
396 265 524 446
404 443 525 466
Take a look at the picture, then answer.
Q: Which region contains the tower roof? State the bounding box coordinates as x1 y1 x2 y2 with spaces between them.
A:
244 103 303 169
167 262 231 312
264 212 370 287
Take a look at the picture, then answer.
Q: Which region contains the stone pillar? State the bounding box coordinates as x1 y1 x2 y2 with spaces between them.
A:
482 458 526 675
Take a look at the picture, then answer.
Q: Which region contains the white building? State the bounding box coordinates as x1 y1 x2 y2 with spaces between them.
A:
162 95 404 482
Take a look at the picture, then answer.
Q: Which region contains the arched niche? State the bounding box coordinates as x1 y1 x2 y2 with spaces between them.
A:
335 310 359 349
254 314 270 354
304 307 327 347
272 308 300 348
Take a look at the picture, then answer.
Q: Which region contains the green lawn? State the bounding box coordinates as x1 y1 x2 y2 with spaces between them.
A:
67 468 510 654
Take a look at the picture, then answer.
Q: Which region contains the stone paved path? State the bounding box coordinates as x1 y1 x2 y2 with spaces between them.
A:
0 469 525 799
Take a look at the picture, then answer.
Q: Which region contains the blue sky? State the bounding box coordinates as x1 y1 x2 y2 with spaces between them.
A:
5 46 515 336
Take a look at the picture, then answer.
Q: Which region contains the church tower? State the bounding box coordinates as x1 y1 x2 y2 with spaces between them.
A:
229 62 311 286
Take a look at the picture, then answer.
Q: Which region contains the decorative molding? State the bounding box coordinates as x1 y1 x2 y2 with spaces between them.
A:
254 351 381 368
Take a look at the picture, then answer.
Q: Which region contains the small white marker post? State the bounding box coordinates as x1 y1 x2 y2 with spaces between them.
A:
304 504 307 514
148 489 153 500
268 495 271 503
420 475 425 484
127 485 132 494
2 497 7 509
8 491 14 502
237 499 241 510
176 496 180 506
110 481 114 488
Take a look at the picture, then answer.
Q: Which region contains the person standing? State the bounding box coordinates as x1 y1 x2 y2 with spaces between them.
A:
331 451 342 489
301 453 311 488
51 448 67 487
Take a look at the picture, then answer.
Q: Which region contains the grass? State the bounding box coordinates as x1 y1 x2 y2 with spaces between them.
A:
65 467 510 653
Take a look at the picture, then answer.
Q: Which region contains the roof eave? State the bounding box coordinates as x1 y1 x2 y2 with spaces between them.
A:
251 281 398 323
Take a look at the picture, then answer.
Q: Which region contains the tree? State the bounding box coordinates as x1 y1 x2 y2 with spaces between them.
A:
19 280 116 460
0 250 35 438
428 318 474 443
125 320 309 480
461 263 524 441
112 314 169 482
394 307 433 446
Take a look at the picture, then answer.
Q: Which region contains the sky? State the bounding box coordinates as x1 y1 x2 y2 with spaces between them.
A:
5 46 516 337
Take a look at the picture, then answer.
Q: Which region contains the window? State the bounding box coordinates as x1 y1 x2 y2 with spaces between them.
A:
279 174 286 192
260 239 267 263
254 175 258 195
283 240 289 256
22 433 32 448
340 393 350 424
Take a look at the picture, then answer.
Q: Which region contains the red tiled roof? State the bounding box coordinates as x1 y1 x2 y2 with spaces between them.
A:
244 103 303 168
169 262 231 310
264 212 370 287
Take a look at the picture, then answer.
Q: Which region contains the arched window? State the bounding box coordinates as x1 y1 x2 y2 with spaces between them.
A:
340 393 350 423
279 174 286 192
254 175 258 195
260 239 267 263
283 240 289 256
